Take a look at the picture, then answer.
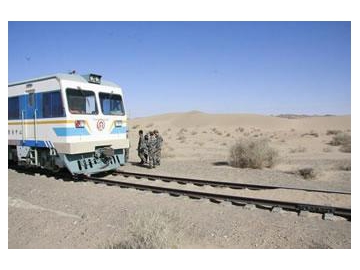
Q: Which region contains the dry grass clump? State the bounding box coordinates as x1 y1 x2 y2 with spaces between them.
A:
235 127 245 133
326 130 342 135
194 141 205 147
132 124 140 129
301 130 319 137
336 160 351 171
289 146 307 153
329 132 351 153
297 167 317 179
211 128 223 136
145 123 154 128
229 138 278 169
176 135 186 143
106 211 183 249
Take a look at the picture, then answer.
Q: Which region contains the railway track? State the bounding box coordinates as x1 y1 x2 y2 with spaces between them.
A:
115 170 351 195
85 173 351 221
8 165 351 221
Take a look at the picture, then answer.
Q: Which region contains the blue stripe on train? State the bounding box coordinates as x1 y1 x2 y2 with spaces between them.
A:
22 140 54 148
110 126 127 134
53 127 90 136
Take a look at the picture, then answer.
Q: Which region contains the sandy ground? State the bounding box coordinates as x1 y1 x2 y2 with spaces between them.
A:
8 112 351 248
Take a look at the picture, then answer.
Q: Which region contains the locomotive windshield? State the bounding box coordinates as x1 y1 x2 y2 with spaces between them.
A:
66 88 98 115
99 92 125 115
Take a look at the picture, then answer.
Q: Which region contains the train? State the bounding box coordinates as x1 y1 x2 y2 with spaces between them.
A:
8 72 130 175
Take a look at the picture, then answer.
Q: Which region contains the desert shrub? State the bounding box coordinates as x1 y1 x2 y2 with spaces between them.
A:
106 211 183 249
330 132 351 152
176 135 186 141
191 131 197 135
194 141 205 146
336 160 351 171
297 168 317 179
322 147 332 153
289 146 306 153
340 143 351 153
236 127 245 133
229 138 278 169
145 123 154 128
301 131 319 137
326 130 342 135
132 124 140 129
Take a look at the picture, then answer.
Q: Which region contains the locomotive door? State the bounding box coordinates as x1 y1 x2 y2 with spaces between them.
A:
24 90 37 143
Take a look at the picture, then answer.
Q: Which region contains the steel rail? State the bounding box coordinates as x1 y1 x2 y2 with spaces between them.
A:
116 170 351 195
86 175 351 221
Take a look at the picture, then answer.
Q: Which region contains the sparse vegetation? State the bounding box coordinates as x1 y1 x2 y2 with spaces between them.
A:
297 167 317 179
336 160 351 171
301 131 319 138
329 132 351 153
326 130 342 136
194 141 205 147
289 146 306 153
229 138 278 169
177 135 186 141
322 147 332 153
106 211 183 249
132 124 140 129
145 123 154 128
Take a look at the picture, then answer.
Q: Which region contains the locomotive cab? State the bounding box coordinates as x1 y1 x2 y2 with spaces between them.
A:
8 73 130 175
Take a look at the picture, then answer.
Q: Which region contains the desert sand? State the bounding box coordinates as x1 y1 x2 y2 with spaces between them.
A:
8 112 351 248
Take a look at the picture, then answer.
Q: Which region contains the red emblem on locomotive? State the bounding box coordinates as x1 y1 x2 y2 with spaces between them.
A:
97 119 105 131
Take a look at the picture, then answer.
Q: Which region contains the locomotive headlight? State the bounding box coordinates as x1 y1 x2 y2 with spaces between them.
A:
75 120 85 128
88 74 102 84
114 120 123 127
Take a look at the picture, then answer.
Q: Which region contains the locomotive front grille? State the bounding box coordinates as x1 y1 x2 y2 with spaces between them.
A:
102 147 115 157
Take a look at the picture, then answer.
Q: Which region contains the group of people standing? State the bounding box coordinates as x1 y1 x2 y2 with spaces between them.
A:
137 129 163 169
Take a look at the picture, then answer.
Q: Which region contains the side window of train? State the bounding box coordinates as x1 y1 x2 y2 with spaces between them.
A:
42 91 64 118
8 96 20 120
28 92 35 107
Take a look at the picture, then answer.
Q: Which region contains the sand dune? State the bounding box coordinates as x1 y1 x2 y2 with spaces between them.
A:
130 111 350 131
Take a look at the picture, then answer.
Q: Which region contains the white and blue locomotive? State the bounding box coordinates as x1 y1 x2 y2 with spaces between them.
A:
8 73 130 175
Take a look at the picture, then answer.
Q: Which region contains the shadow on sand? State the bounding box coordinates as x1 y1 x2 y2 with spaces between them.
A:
212 161 229 167
128 161 149 168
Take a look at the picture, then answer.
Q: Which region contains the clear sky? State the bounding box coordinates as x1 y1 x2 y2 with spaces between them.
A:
8 21 351 117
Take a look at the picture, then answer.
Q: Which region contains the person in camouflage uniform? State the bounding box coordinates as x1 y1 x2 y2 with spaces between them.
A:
147 131 157 169
137 130 148 165
154 130 163 166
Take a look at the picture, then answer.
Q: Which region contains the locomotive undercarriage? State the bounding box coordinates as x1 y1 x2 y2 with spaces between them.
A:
8 145 127 175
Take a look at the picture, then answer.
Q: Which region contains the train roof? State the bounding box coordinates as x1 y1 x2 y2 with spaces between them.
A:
8 73 120 88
